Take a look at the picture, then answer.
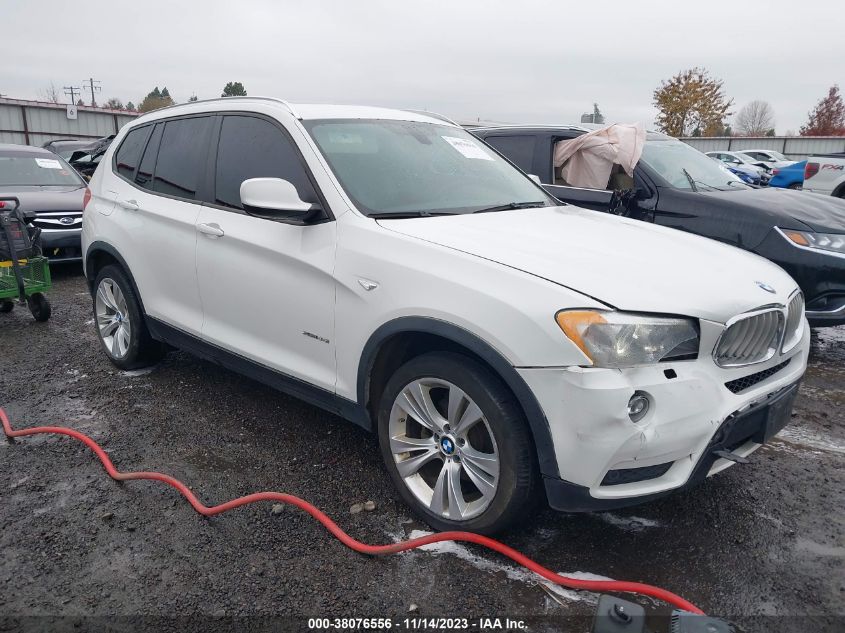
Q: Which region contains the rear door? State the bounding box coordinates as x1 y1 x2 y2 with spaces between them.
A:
109 115 213 335
195 114 337 392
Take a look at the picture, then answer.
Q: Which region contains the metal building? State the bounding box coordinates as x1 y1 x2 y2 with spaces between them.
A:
0 97 139 147
679 135 845 161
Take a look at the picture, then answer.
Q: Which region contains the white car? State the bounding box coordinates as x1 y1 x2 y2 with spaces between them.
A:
82 98 809 534
736 149 796 170
706 151 771 182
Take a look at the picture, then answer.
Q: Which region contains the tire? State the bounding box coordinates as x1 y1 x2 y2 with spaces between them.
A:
377 352 539 534
93 265 164 370
27 293 51 322
0 300 13 313
788 183 802 190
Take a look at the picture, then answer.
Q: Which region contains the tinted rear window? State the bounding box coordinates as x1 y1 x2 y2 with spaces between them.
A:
114 126 150 179
152 117 212 200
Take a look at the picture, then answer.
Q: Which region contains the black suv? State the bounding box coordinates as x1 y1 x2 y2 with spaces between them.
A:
472 125 845 326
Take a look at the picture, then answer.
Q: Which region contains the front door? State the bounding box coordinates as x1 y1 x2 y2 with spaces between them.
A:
195 114 337 392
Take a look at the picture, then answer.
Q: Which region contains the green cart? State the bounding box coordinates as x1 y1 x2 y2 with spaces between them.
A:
0 197 52 322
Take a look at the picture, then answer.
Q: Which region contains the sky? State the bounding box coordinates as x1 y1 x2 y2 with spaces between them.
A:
4 0 843 133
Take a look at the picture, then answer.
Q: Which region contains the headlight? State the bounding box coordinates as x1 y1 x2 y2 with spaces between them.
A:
781 229 845 255
555 310 700 368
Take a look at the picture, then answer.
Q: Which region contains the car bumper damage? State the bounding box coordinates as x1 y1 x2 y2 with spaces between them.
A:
518 320 810 512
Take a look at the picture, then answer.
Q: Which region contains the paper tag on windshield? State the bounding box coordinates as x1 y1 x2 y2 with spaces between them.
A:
35 158 62 169
442 136 493 160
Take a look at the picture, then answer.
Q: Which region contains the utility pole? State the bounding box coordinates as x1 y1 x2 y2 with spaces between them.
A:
83 77 101 107
63 86 81 104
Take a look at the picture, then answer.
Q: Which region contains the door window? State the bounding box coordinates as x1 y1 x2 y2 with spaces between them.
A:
214 115 317 210
483 135 536 174
151 117 213 200
114 125 150 179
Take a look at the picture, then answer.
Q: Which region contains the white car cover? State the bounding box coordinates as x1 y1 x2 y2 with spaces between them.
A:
553 123 646 190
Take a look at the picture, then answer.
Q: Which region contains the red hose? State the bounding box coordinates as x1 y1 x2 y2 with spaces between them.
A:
1 407 703 614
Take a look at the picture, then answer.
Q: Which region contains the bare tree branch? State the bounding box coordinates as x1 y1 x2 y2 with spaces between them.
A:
37 82 62 104
736 101 775 136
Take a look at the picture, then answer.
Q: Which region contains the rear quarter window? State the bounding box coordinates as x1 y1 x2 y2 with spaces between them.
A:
114 126 151 179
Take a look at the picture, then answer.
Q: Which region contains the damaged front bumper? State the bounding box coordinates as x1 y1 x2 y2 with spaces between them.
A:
518 319 809 512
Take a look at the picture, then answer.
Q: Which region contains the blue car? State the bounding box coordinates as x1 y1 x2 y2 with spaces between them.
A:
769 160 806 189
726 165 759 185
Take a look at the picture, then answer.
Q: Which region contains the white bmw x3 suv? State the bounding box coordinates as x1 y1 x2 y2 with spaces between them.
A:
82 98 809 533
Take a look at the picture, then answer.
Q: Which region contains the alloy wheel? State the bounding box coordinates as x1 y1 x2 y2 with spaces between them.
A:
388 378 500 521
95 278 132 359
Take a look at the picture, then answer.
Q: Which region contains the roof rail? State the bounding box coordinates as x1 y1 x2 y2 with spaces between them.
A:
144 96 301 119
403 109 460 126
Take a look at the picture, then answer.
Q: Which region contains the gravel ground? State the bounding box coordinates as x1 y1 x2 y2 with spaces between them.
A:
1 267 843 632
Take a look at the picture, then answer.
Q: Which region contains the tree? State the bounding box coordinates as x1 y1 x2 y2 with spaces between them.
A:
138 86 175 113
188 94 198 102
592 103 604 124
76 99 85 106
38 82 62 104
735 100 775 136
800 85 845 136
652 67 733 137
126 101 136 111
105 97 124 110
221 81 247 97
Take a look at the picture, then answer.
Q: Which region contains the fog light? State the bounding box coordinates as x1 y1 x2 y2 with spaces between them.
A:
627 392 650 423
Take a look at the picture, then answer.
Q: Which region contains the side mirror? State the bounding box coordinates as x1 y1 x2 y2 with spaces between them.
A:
239 178 321 223
528 174 542 185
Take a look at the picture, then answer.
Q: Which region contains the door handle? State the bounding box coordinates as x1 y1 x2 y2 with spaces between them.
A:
197 223 225 238
119 199 139 211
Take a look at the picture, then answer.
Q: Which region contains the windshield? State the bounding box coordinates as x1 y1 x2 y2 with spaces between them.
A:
303 119 554 216
766 151 788 161
640 140 749 191
0 154 83 187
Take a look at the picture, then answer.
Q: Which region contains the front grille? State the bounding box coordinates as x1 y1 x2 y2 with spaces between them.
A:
600 461 673 486
724 358 791 394
781 293 804 352
32 211 83 230
713 309 783 367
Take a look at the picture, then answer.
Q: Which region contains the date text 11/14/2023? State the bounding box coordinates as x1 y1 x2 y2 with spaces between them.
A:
307 617 528 630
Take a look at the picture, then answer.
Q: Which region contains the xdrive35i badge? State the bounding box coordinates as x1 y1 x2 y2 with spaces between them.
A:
755 281 776 294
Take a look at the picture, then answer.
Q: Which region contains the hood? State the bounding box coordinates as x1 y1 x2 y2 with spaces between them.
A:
0 185 86 213
700 187 845 233
378 206 798 323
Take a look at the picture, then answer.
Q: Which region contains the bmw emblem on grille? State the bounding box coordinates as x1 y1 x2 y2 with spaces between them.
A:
755 281 776 294
59 216 75 225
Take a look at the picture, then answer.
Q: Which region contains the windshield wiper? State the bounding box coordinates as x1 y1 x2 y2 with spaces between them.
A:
472 201 548 214
369 211 458 219
681 169 722 192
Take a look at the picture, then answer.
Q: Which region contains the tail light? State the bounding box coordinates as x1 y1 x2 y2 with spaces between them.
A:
82 187 92 211
772 169 780 176
804 162 819 180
